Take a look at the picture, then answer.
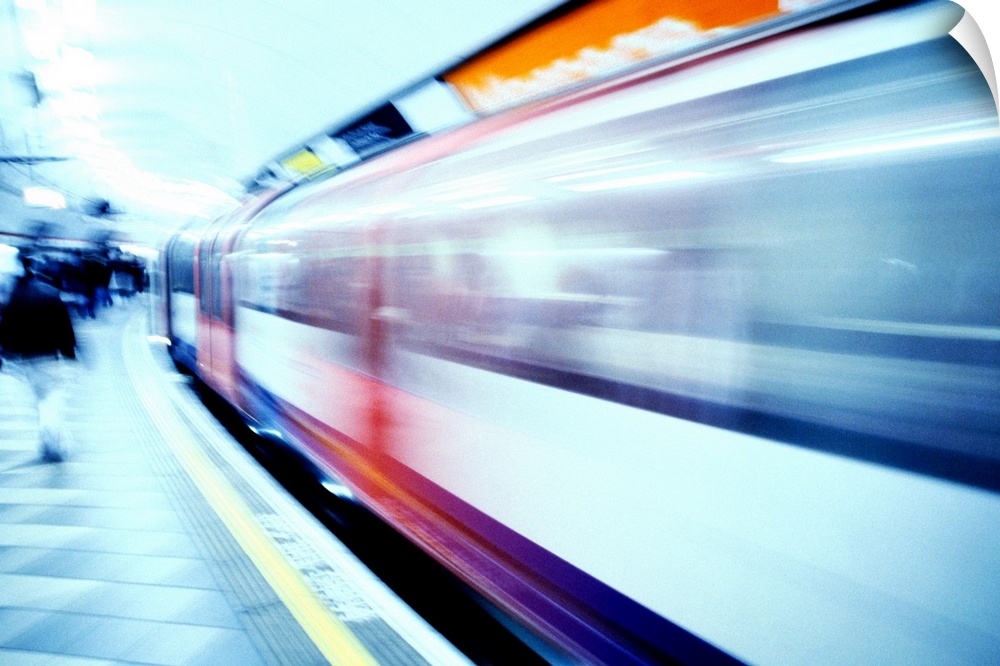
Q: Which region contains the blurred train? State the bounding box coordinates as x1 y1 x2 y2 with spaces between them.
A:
155 0 1000 663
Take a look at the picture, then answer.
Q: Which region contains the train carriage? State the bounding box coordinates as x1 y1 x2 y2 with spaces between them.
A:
163 1 1000 662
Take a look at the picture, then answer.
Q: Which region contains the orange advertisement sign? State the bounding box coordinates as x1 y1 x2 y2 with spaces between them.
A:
444 0 784 112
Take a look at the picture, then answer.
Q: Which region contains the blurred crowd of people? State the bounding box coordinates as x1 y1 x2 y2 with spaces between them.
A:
0 242 147 463
17 246 148 319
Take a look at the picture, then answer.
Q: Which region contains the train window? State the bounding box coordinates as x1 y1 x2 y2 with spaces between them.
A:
210 239 224 320
301 255 360 333
237 254 290 315
169 243 194 294
233 255 265 312
198 242 211 315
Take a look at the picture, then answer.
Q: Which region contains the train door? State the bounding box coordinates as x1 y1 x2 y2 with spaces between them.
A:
195 217 225 385
199 188 289 404
153 236 173 342
194 218 231 399
204 221 244 404
167 230 200 372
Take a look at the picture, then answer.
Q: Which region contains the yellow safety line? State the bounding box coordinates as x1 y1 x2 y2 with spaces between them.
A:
123 317 378 666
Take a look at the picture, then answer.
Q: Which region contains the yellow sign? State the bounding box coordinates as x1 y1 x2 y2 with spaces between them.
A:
281 148 326 176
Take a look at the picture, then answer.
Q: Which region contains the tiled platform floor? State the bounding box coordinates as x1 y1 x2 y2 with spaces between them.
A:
0 297 468 666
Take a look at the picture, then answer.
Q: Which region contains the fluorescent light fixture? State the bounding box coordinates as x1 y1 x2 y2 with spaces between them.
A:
23 186 66 209
565 170 706 192
35 45 96 90
62 0 97 33
48 91 99 118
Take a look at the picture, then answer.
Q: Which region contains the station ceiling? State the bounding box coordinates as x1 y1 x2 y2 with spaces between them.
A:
0 0 562 244
0 0 996 248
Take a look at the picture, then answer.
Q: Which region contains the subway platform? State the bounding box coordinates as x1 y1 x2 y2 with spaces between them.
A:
0 297 472 666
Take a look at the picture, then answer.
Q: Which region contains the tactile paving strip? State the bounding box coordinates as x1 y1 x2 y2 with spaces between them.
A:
100 309 329 665
119 307 466 666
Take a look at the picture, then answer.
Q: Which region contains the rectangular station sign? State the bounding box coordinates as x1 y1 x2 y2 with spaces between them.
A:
443 0 799 113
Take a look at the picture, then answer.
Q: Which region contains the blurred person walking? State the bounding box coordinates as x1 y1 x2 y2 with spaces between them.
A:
0 250 78 462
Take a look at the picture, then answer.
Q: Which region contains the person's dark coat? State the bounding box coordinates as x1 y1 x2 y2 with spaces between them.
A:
0 275 76 360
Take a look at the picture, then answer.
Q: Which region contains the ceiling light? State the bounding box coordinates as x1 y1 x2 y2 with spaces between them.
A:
23 186 67 209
